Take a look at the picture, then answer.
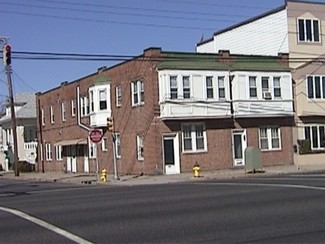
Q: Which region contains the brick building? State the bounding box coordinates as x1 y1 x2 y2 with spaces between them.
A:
36 48 294 175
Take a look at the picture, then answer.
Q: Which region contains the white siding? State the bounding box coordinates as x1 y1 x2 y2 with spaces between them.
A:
197 9 289 56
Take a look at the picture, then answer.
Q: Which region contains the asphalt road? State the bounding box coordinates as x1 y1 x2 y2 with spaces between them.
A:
1 173 325 243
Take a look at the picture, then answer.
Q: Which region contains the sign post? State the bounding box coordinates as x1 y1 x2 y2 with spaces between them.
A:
89 129 103 182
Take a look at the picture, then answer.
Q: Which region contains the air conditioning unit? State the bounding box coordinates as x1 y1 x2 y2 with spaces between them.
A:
262 91 272 99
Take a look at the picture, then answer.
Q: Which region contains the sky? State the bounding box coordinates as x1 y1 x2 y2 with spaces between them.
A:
1 0 324 104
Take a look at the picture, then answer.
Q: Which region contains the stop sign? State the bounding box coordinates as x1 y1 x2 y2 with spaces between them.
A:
89 129 103 143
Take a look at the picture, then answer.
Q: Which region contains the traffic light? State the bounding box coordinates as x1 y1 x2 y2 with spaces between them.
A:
107 116 114 132
3 44 11 66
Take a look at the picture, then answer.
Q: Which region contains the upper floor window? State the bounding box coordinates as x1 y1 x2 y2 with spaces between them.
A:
89 90 94 113
305 125 325 150
249 76 257 98
132 80 144 106
71 99 76 117
259 127 281 151
261 77 269 92
307 75 325 99
116 85 122 107
50 106 54 124
273 77 281 98
218 76 225 99
41 109 45 126
298 18 320 43
170 76 178 99
99 89 107 110
182 123 207 152
182 76 191 99
206 76 214 99
61 102 66 122
80 96 89 117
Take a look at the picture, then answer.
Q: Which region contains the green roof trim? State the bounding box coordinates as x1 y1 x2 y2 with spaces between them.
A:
92 74 111 85
157 52 290 72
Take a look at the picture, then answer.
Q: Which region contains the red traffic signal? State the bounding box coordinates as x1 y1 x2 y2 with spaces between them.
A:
3 44 11 66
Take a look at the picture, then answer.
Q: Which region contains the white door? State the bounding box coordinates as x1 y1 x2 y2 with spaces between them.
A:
232 130 247 166
71 145 77 173
163 134 180 175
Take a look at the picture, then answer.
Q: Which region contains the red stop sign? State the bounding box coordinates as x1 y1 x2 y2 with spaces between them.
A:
89 129 103 143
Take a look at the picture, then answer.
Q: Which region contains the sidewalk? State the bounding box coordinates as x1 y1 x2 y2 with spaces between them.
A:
0 163 324 186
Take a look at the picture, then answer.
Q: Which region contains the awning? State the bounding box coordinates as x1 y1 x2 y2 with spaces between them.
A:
54 138 87 146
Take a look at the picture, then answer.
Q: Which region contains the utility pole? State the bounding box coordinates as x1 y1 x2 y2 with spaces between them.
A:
1 37 19 176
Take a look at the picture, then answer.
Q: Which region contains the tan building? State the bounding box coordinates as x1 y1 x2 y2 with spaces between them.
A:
36 48 293 175
197 0 325 166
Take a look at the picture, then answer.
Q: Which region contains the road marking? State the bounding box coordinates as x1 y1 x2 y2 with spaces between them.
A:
0 206 93 244
199 182 325 191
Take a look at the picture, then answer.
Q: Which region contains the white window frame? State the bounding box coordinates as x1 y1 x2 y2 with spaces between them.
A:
55 145 63 161
136 135 144 161
116 85 122 107
89 90 94 113
41 109 45 126
259 127 281 151
218 76 225 99
131 80 144 106
273 77 281 99
182 123 207 153
101 137 108 151
182 76 191 99
89 142 96 159
170 75 178 99
297 18 320 43
99 89 107 111
50 106 54 124
206 76 214 99
304 125 325 150
71 99 76 117
61 102 66 122
249 76 257 98
45 143 52 161
307 75 325 99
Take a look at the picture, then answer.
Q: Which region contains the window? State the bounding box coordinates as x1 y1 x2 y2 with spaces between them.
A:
206 76 214 99
55 145 62 161
259 128 281 150
170 76 178 99
89 142 96 159
298 18 320 42
50 106 54 124
99 89 107 110
273 77 281 98
80 96 89 116
218 76 225 99
136 135 144 160
61 102 66 122
305 125 325 150
249 76 257 98
261 77 269 92
41 109 45 126
182 123 207 152
115 133 121 158
101 137 108 151
89 91 94 113
307 76 325 99
132 80 144 106
71 99 76 117
45 143 52 161
183 76 191 99
116 85 122 107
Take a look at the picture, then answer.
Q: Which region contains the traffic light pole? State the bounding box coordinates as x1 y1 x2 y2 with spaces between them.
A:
6 65 19 176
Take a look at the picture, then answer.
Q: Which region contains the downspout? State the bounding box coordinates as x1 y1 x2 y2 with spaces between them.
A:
76 86 90 131
37 93 45 173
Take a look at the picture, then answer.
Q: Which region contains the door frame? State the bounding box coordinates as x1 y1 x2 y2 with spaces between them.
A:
232 129 247 167
162 133 180 175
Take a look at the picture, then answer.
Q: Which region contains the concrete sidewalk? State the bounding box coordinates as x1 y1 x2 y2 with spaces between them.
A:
0 163 324 186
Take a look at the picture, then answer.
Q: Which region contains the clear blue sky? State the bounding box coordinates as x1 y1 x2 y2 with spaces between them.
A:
0 0 324 102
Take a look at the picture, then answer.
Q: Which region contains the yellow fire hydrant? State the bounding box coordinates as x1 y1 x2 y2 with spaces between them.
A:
192 163 201 178
100 169 107 182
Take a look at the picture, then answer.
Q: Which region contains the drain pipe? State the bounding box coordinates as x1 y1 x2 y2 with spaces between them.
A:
76 86 90 131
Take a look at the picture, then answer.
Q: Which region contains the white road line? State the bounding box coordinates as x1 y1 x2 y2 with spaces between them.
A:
0 206 93 244
200 182 325 191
